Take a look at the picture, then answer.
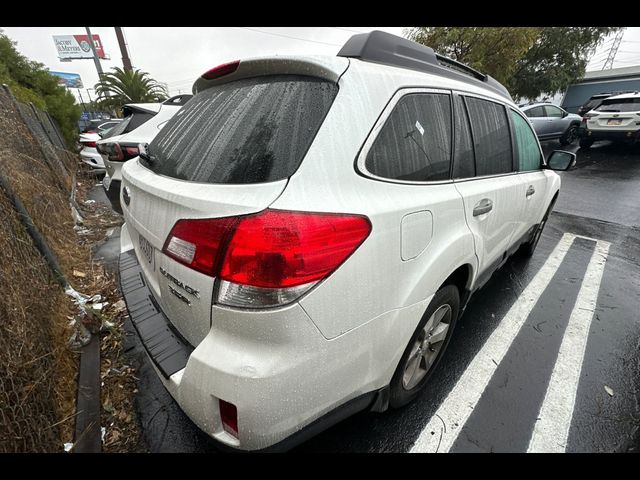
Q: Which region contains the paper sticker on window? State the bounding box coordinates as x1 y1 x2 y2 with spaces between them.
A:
415 120 424 136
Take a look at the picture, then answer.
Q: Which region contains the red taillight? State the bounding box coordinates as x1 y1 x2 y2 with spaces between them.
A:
201 60 240 80
162 209 371 307
124 146 139 157
220 210 371 288
81 141 97 148
219 399 238 438
163 217 238 275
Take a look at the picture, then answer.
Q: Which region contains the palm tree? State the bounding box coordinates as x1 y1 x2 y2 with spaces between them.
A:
94 67 168 111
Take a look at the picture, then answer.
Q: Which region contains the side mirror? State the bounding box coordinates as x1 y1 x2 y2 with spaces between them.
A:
546 150 576 171
562 111 569 118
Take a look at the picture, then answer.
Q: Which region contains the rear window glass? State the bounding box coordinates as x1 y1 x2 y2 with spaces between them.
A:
595 97 640 112
101 112 155 139
464 97 513 176
144 75 338 184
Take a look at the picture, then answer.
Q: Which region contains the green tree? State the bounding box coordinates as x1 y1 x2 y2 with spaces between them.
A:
509 27 622 100
0 30 81 148
94 67 168 111
404 27 622 101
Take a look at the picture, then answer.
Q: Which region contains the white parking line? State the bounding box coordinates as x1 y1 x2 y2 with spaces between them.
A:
409 232 576 453
527 238 610 453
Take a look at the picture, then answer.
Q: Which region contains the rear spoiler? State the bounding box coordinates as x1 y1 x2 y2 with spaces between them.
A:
192 56 350 94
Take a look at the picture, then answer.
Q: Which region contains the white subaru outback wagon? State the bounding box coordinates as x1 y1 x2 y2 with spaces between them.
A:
118 31 575 451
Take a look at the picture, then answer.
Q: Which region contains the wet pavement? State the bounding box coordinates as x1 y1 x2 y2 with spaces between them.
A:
96 139 640 452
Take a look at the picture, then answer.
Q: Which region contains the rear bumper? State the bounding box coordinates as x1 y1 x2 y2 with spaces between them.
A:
80 149 105 169
579 127 640 142
118 224 426 450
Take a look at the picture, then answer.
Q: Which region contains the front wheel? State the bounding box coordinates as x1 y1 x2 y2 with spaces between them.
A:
560 125 578 146
389 285 460 408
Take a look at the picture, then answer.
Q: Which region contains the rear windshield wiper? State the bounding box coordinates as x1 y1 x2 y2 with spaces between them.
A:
138 144 157 165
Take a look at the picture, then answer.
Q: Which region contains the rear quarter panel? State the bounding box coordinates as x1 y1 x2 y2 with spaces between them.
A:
272 61 478 340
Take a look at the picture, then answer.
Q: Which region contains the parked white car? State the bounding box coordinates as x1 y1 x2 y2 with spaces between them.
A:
97 97 191 213
118 31 575 451
579 91 640 148
79 132 105 171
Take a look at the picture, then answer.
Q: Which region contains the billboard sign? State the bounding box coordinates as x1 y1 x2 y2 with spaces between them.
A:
49 71 84 89
53 35 106 60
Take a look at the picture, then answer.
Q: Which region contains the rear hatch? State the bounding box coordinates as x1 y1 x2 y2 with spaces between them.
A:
120 56 347 346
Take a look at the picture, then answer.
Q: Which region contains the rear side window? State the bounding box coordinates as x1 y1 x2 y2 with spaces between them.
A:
145 75 338 184
465 97 513 176
365 93 452 182
595 97 640 112
510 111 542 172
525 106 545 118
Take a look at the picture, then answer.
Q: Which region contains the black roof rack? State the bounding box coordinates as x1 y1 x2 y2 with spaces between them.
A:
337 30 512 101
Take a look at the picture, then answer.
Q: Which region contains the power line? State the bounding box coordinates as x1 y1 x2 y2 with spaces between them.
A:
233 27 343 47
329 27 370 34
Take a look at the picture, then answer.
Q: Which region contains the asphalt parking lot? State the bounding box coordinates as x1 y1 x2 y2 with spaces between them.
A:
97 139 640 453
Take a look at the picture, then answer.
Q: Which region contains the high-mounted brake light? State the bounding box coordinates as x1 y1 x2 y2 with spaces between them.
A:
201 60 240 80
162 209 371 308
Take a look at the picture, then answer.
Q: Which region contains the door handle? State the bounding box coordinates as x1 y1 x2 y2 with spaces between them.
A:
526 185 536 197
473 199 493 216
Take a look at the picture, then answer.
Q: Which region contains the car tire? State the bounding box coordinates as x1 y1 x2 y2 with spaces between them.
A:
560 125 578 146
520 198 556 258
389 285 460 409
579 138 594 149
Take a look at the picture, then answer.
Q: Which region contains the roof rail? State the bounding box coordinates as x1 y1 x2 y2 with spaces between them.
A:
337 30 512 101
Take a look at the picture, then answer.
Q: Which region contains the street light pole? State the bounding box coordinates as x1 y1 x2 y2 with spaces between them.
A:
85 26 109 98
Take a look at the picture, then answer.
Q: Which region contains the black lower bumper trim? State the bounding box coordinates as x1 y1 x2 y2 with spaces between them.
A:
119 250 193 378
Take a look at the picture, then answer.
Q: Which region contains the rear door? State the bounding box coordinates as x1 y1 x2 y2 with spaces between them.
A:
452 94 522 285
121 72 341 346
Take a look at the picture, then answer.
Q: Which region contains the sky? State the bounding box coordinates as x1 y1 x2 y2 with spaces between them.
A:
1 27 639 105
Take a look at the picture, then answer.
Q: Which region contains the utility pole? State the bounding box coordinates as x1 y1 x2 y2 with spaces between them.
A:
114 27 133 72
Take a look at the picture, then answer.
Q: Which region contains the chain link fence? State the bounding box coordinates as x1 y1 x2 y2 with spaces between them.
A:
0 84 79 452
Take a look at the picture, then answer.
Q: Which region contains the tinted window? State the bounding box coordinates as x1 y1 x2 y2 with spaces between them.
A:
525 106 545 118
101 117 131 138
465 97 513 176
453 95 475 179
145 75 338 184
510 111 541 172
595 97 640 112
365 93 452 182
126 112 155 132
544 105 563 118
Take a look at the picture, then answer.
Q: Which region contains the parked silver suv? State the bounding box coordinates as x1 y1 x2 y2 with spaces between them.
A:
520 102 582 146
